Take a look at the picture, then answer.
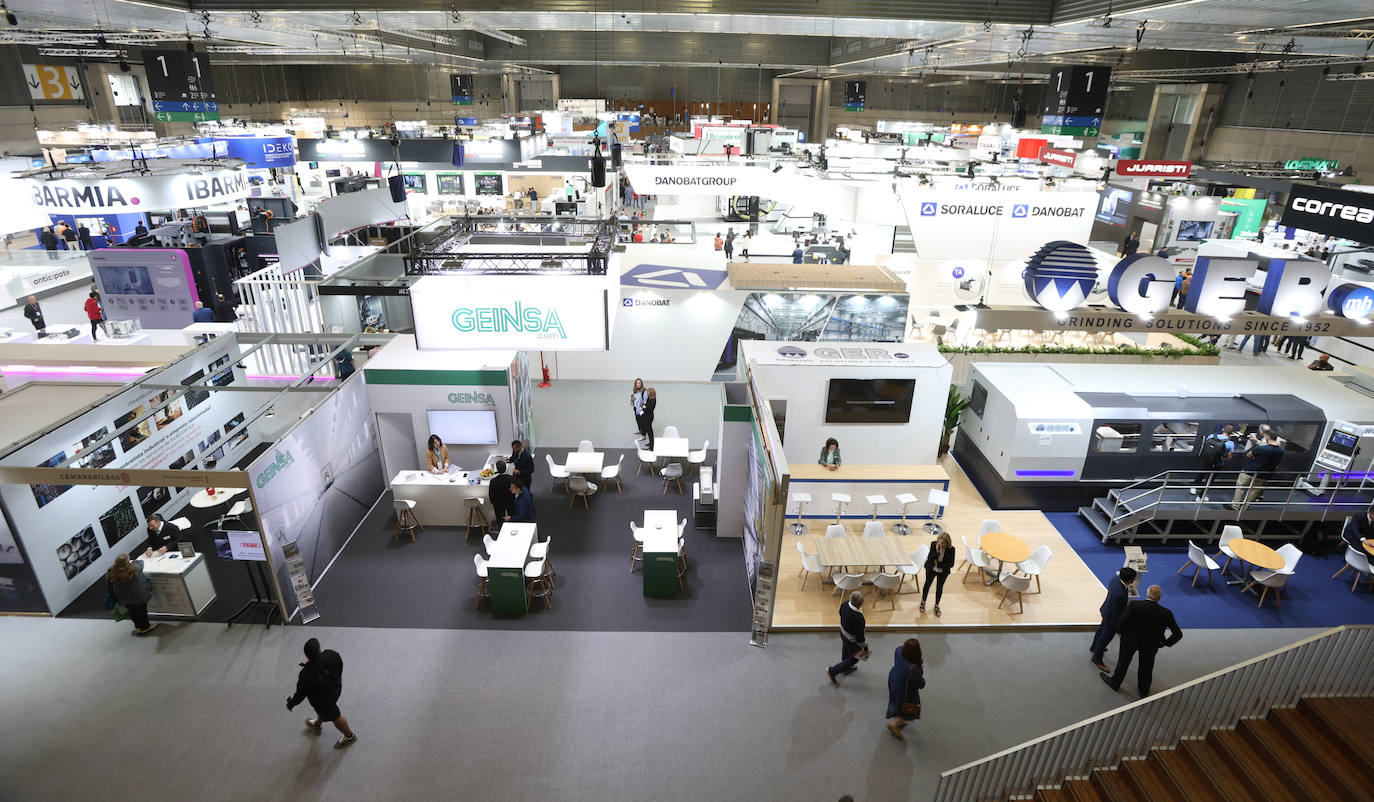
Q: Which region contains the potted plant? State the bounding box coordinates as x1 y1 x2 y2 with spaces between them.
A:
941 385 970 456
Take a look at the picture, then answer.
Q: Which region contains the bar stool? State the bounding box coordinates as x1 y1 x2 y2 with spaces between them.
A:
865 494 887 520
924 488 951 535
463 497 488 540
831 492 851 524
393 498 420 542
893 492 919 535
790 491 812 535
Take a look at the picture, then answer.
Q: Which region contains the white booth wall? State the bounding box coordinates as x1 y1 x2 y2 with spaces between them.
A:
742 340 951 466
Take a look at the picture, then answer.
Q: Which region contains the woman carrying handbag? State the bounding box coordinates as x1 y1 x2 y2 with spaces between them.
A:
885 638 925 740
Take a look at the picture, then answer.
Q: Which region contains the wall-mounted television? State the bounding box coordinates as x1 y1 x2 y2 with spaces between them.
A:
426 409 499 445
1176 219 1215 241
824 379 916 424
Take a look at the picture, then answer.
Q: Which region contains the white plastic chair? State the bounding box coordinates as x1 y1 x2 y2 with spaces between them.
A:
898 544 929 594
629 522 644 573
979 518 1001 544
1176 540 1220 588
1016 545 1053 593
663 425 680 438
872 572 903 609
600 454 624 493
473 554 489 609
961 536 993 583
636 445 657 476
1334 545 1374 592
825 524 847 539
661 462 684 494
688 440 709 474
545 454 570 492
169 516 192 531
568 475 596 509
577 440 594 452
997 570 1033 614
1215 524 1243 573
392 499 419 542
862 521 886 538
833 572 866 596
797 543 824 590
678 518 687 536
524 558 553 609
1243 567 1291 608
482 533 498 557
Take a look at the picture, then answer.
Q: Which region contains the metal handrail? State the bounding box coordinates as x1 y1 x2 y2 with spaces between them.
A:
933 626 1374 801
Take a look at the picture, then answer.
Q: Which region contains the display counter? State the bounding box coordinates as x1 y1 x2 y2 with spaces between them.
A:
137 551 217 617
389 454 501 526
786 464 950 522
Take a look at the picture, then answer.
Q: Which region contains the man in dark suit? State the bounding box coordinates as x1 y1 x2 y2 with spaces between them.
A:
1101 585 1183 697
22 295 45 333
1089 566 1137 673
508 478 536 523
487 460 516 534
1342 505 1374 553
144 514 181 556
827 590 869 683
508 439 535 492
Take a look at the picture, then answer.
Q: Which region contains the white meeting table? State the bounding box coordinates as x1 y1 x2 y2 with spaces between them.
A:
563 451 605 474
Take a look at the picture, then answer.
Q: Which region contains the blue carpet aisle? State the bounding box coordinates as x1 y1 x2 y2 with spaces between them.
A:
309 449 752 631
1048 512 1374 630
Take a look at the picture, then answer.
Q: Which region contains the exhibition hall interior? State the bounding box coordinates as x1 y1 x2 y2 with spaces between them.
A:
3 0 1374 799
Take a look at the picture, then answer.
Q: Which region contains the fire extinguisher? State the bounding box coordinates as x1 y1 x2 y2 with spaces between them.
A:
538 352 552 388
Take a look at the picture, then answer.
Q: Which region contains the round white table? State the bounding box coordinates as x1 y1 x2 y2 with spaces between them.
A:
190 487 246 509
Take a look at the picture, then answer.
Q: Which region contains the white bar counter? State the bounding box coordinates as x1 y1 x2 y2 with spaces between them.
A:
137 551 217 617
389 454 502 526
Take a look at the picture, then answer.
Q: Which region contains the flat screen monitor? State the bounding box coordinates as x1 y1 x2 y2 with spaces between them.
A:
1176 219 1215 241
324 168 341 177
1328 430 1358 456
402 173 427 192
426 409 499 445
824 379 916 424
212 529 267 561
1095 187 1132 227
95 264 155 295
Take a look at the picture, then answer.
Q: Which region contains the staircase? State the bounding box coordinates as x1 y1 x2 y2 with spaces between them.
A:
892 225 916 254
1033 698 1374 801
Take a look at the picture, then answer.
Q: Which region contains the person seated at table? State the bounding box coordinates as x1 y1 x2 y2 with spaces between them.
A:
818 438 842 472
508 477 537 523
144 514 180 557
1343 504 1374 552
425 434 450 474
508 439 535 490
488 460 517 532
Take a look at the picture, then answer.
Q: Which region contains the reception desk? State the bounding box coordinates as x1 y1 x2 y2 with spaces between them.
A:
138 551 217 617
389 455 501 526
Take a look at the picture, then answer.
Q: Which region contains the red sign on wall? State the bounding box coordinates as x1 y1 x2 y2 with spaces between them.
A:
1040 149 1077 168
1116 159 1193 178
1016 137 1048 159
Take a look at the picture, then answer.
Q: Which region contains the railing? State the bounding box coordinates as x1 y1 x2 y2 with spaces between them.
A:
1099 466 1374 539
934 625 1374 801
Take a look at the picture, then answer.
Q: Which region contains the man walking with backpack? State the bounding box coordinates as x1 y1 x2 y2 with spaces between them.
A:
1191 424 1236 501
286 637 357 749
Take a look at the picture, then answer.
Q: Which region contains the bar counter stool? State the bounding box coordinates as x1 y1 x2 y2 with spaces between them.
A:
831 492 851 524
463 497 488 540
865 494 888 520
525 559 554 609
924 488 951 535
790 492 812 536
893 493 918 535
393 498 421 542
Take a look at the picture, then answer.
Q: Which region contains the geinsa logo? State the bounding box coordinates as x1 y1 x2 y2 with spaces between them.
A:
654 176 737 187
448 391 496 405
31 183 135 210
184 172 247 202
1292 196 1374 224
452 302 567 338
256 450 294 488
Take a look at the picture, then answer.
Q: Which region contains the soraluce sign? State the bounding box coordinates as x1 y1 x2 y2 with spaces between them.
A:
1280 183 1374 243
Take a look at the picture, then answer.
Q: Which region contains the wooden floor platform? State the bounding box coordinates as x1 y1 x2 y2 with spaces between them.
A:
771 455 1106 631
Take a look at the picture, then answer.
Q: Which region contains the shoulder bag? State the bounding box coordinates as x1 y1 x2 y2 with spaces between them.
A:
900 666 922 718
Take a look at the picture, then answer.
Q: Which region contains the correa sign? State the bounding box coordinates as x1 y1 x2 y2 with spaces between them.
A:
409 275 611 350
1116 159 1192 178
25 169 249 214
1040 149 1077 168
1280 183 1374 243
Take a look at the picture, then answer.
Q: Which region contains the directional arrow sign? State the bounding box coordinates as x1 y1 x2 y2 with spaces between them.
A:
22 64 84 100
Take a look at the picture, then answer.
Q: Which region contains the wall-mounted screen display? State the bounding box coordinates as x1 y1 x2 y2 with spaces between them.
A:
1177 219 1215 241
213 529 267 561
426 409 499 445
475 173 503 196
95 265 154 295
402 173 427 192
1095 187 1132 227
436 173 464 195
824 379 916 424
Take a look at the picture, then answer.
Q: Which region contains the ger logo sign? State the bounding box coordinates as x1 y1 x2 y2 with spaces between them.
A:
1022 241 1099 312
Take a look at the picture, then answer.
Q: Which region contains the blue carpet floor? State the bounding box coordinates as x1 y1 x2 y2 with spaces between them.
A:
1047 512 1374 630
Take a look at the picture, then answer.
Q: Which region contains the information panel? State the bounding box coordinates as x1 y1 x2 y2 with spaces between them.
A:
143 49 219 122
89 249 199 329
437 173 465 195
1041 66 1110 137
475 173 503 196
451 74 474 105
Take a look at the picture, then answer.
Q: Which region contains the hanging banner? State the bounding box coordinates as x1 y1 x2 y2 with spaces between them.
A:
1280 183 1374 243
25 168 249 214
23 64 84 100
1116 159 1192 178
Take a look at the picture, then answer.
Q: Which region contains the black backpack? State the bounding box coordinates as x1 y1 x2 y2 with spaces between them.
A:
1199 436 1228 469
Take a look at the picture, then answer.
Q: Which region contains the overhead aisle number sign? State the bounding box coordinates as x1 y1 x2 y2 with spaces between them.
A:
143 49 220 122
1041 66 1110 137
23 64 84 100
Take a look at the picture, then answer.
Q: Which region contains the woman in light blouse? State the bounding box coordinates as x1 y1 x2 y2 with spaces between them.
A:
818 437 841 471
631 378 648 442
425 434 450 473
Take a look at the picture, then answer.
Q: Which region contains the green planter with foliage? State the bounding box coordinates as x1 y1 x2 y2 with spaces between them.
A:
941 385 970 456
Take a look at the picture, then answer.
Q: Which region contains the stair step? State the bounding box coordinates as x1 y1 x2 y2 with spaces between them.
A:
1269 706 1374 797
1088 767 1139 802
1207 728 1299 801
1078 505 1110 536
1150 747 1225 801
1179 739 1254 799
1033 787 1073 802
1061 776 1105 802
1297 699 1374 776
1118 757 1177 800
1236 716 1355 800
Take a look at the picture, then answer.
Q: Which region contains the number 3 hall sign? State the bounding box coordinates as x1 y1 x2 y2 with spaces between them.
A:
23 64 84 100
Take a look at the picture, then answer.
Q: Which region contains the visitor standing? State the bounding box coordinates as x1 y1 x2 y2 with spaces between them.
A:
40 227 59 259
508 440 536 491
488 460 516 532
919 532 955 616
77 223 94 251
1089 566 1137 673
826 590 869 683
508 478 537 523
1229 428 1284 511
642 388 657 450
723 229 735 261
631 378 648 441
286 637 357 748
741 232 752 262
83 292 104 340
1191 424 1236 499
106 554 158 636
22 295 45 334
884 638 926 740
1100 585 1182 698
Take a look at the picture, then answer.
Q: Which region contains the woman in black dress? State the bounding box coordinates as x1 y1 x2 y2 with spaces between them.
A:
642 388 657 450
885 638 925 740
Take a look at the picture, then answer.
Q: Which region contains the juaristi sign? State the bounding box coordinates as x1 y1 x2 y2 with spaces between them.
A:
1009 239 1374 334
1115 160 1192 178
25 168 249 214
409 275 611 350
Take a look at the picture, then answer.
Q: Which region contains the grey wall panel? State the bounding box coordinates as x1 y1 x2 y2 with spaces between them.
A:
1216 66 1374 135
487 31 831 67
558 66 778 104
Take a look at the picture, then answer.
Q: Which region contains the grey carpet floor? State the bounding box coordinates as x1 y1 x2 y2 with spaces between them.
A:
308 449 752 631
0 617 1320 802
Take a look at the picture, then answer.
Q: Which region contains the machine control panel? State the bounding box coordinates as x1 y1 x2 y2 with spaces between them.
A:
1315 422 1360 472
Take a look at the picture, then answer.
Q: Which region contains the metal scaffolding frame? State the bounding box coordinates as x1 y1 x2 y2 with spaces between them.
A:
404 215 616 276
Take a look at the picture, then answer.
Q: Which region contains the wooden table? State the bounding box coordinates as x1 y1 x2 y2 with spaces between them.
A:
1225 537 1284 586
807 535 912 570
980 531 1031 585
486 522 538 614
563 451 605 474
1363 539 1374 559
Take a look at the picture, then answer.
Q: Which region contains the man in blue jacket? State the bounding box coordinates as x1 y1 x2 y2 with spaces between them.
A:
508 478 536 523
508 439 536 492
1090 567 1137 673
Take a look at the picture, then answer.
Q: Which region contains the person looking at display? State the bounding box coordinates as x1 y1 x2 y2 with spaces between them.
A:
425 434 450 474
22 295 45 334
508 439 535 489
144 514 180 556
83 292 104 340
818 438 842 471
508 478 536 523
192 301 217 323
107 554 157 636
631 378 649 441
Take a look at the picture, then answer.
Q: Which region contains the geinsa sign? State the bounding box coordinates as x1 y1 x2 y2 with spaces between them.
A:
1116 160 1193 178
1280 183 1374 243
